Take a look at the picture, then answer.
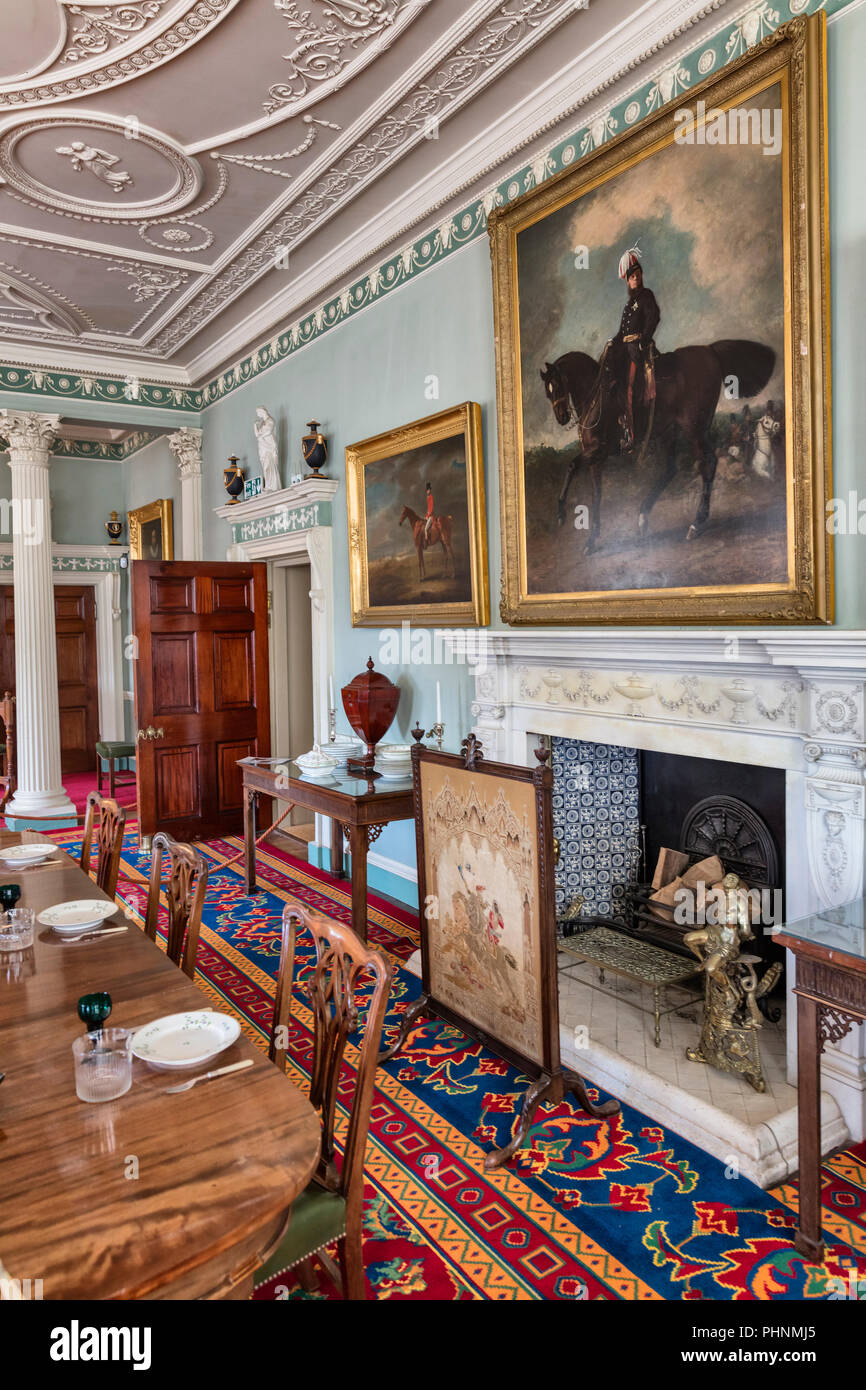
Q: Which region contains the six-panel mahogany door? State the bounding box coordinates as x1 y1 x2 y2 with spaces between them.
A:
0 584 99 774
131 560 271 842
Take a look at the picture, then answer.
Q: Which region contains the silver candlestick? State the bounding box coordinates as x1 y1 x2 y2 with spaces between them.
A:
426 721 445 752
327 705 336 742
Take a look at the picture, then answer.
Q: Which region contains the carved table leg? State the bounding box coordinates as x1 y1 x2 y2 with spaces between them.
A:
244 788 257 895
330 818 345 879
379 994 430 1064
795 992 824 1264
348 823 369 943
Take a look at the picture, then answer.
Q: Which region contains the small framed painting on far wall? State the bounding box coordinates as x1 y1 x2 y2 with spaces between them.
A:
345 401 490 627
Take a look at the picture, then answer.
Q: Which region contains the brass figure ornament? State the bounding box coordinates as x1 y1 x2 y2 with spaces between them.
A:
684 873 782 1093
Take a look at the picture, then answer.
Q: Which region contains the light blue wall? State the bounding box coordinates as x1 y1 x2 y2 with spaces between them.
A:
0 449 125 543
828 2 866 625
202 245 496 902
197 8 866 905
122 436 179 515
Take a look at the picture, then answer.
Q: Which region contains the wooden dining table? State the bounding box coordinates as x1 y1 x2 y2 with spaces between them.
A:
0 829 320 1300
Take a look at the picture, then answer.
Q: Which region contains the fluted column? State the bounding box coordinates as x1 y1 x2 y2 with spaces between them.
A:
1 410 75 821
168 426 203 560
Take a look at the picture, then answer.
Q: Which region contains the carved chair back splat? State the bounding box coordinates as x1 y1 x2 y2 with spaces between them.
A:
270 897 392 1226
0 690 15 811
144 831 208 979
80 791 126 900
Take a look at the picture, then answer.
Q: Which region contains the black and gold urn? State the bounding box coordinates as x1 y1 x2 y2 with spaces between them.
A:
105 510 123 545
301 421 328 478
223 456 245 505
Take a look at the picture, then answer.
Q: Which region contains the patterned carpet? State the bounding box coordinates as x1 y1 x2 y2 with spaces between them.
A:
52 822 866 1301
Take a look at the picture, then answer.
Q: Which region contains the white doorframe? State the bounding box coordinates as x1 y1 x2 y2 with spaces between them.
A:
227 526 335 854
0 545 125 744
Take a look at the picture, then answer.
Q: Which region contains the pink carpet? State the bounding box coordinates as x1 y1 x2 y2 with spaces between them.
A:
63 769 137 816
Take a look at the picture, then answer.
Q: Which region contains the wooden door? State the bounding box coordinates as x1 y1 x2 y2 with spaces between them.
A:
0 584 99 774
131 561 270 841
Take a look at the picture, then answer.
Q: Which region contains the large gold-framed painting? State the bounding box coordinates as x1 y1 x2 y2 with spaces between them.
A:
490 14 831 625
128 499 174 561
346 402 489 627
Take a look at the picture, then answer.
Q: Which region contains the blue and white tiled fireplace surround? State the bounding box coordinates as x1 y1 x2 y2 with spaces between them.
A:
551 738 641 924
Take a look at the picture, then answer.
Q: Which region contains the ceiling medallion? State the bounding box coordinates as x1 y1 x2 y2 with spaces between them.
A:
55 140 134 192
0 115 201 219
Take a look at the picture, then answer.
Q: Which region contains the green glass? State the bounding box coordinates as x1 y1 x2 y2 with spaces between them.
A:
0 883 22 911
77 992 112 1032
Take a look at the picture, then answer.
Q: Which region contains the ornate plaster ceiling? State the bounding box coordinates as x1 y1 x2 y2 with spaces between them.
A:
0 0 729 381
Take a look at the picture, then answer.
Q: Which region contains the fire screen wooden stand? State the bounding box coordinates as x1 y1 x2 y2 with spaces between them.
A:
380 737 619 1170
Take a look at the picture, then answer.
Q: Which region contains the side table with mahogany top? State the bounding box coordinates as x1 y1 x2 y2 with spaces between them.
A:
240 757 414 943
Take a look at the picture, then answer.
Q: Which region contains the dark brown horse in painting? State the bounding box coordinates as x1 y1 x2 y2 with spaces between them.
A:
539 338 775 555
400 505 456 580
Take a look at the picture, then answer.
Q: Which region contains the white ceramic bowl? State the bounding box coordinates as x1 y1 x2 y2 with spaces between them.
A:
294 745 339 779
376 743 413 761
38 899 118 935
131 1010 241 1071
325 734 365 768
2 844 56 867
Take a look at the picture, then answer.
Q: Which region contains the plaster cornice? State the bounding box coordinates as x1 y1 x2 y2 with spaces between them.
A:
0 0 857 410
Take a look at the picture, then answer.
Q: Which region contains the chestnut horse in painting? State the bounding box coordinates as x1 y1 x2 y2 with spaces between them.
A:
400 505 456 580
539 337 775 555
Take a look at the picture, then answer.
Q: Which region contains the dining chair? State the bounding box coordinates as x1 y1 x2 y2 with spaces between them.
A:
0 691 15 812
256 897 393 1300
143 831 208 979
80 791 126 899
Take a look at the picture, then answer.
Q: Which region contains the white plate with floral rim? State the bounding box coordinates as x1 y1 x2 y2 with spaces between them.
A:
37 899 118 934
3 844 56 867
130 1010 241 1071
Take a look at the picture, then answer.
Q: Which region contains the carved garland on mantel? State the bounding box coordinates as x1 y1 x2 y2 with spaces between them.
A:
487 665 808 734
469 641 866 913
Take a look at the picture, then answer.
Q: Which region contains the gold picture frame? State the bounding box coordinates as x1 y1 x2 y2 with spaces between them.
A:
128 498 174 561
490 14 831 625
346 401 489 626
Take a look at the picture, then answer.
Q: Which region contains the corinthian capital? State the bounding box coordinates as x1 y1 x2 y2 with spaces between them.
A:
0 410 60 459
168 426 203 480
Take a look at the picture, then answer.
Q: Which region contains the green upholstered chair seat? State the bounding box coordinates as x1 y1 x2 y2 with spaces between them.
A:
96 741 136 759
256 1183 346 1284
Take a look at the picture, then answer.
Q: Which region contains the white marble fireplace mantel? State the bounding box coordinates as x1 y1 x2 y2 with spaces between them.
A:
467 629 866 1148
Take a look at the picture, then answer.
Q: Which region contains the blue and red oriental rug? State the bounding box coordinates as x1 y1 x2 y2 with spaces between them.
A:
51 823 866 1301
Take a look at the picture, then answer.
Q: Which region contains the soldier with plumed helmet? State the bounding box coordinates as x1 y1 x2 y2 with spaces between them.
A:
609 244 660 451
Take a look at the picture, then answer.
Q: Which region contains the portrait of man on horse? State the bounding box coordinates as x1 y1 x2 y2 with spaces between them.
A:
606 244 659 453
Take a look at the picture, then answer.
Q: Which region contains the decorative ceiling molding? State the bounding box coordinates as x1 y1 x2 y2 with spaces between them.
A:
0 428 158 461
0 0 240 108
0 113 203 219
0 362 201 412
0 0 857 404
146 0 586 355
0 267 89 337
197 0 809 401
188 0 736 381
